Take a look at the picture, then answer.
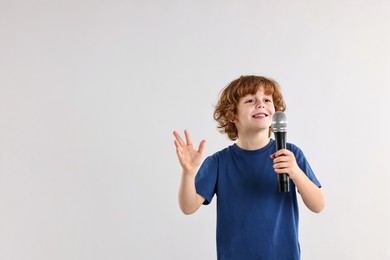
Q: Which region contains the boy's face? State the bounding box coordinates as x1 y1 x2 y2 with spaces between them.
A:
233 87 275 136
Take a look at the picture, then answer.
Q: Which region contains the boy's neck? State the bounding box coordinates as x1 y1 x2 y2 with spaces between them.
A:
236 132 271 151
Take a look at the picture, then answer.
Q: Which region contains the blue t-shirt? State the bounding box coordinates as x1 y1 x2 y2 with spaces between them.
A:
195 139 321 260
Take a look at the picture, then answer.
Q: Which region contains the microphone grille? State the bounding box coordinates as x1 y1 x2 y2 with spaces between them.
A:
272 111 287 132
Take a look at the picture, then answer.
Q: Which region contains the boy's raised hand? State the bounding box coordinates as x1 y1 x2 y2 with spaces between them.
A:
173 130 206 173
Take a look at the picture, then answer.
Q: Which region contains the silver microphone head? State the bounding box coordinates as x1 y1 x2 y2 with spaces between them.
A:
272 111 287 132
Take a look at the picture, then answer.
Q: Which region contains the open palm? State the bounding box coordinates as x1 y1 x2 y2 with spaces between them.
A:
173 130 206 173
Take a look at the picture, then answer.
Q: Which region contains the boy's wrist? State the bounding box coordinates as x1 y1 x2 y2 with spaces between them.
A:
182 170 197 178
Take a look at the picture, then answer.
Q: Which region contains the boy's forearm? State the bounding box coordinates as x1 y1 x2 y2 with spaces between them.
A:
291 170 325 213
178 171 203 215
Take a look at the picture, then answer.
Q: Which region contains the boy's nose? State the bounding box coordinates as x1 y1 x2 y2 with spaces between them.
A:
256 101 265 108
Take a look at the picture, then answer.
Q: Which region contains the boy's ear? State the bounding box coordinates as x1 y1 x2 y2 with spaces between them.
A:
227 115 236 123
226 111 236 123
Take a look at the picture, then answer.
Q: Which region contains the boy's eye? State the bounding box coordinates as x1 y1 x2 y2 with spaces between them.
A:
265 99 272 103
245 99 255 103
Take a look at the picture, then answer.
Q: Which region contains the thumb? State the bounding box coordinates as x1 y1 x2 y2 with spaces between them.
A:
198 140 206 154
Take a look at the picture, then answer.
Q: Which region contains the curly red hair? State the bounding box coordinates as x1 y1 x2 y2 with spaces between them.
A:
213 75 286 140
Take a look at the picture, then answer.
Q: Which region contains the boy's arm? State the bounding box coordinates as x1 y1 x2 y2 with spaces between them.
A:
178 170 206 215
271 149 325 213
173 130 206 215
289 170 325 213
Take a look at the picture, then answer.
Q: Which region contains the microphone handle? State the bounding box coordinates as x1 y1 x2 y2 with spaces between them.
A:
274 132 290 192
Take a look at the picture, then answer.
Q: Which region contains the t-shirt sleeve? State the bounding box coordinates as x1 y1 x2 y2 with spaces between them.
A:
195 155 218 205
288 143 322 188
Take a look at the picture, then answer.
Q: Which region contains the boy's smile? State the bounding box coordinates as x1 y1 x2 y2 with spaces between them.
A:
252 112 269 118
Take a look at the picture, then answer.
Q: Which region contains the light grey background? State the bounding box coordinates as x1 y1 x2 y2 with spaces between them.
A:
1 0 389 259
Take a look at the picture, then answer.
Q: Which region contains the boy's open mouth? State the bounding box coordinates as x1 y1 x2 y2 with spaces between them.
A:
252 113 268 118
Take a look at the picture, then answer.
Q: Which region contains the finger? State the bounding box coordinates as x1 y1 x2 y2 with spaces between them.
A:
274 155 290 163
275 149 292 158
274 149 286 157
174 140 185 158
198 140 206 154
184 129 193 146
174 140 187 161
174 139 182 150
173 130 185 147
274 166 291 174
274 161 288 169
275 169 289 175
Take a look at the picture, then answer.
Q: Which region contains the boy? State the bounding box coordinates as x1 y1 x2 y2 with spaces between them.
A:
173 75 324 260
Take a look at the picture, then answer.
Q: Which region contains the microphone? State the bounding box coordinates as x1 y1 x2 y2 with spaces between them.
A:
271 111 290 192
